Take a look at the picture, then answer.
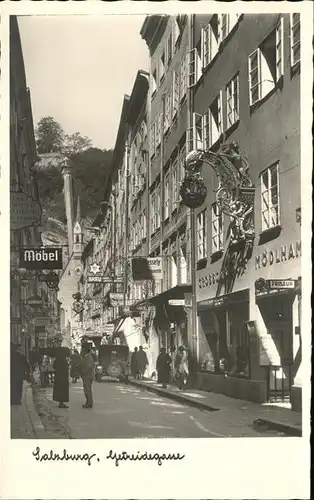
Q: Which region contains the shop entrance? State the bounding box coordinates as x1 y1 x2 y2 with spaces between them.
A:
258 295 294 403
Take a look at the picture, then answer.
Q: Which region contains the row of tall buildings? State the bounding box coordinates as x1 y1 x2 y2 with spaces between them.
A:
9 14 302 411
62 13 302 410
10 17 60 355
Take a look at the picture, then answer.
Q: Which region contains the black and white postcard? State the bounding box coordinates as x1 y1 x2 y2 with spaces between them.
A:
0 1 311 499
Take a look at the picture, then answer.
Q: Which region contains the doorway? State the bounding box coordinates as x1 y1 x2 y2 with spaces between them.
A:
258 295 294 402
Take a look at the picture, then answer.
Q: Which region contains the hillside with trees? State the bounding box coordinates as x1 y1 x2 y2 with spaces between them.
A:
34 116 113 242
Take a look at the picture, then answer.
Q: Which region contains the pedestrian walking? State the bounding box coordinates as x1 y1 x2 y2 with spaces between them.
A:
156 347 171 388
130 347 138 378
80 342 95 409
70 349 81 383
40 339 70 409
10 343 31 406
39 354 50 388
174 345 189 390
136 345 148 380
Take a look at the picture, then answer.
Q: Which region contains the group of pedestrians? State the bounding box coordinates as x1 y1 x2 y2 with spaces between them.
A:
156 345 189 390
130 346 149 379
10 339 97 411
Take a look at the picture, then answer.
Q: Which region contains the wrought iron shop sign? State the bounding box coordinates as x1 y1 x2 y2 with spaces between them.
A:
181 141 256 244
10 191 42 230
38 271 59 289
19 247 63 270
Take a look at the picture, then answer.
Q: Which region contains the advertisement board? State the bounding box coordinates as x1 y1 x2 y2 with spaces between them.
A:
10 191 42 230
19 247 63 270
132 256 162 281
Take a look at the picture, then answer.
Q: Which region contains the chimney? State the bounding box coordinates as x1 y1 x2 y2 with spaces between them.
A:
61 158 74 254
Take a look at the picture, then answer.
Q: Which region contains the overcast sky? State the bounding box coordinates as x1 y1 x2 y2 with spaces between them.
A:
18 15 149 150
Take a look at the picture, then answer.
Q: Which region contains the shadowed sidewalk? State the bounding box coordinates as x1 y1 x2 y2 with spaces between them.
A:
129 377 302 436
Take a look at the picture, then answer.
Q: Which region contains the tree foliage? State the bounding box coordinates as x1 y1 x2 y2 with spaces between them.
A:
35 116 93 157
35 116 64 154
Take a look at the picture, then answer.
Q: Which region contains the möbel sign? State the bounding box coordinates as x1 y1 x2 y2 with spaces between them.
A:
19 248 63 270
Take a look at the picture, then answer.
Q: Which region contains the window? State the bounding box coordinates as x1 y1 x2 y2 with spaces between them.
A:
201 22 219 69
179 54 187 101
218 14 240 43
211 202 223 253
197 209 207 260
150 185 161 234
248 20 283 106
171 156 180 207
152 69 157 95
261 163 280 231
276 17 284 80
155 113 162 150
290 13 300 66
167 32 173 65
203 92 224 148
226 74 239 128
187 113 203 152
170 247 178 288
159 51 165 83
164 173 170 220
179 230 190 284
172 70 180 119
164 91 172 134
173 17 181 49
150 122 156 158
188 47 201 88
179 143 186 184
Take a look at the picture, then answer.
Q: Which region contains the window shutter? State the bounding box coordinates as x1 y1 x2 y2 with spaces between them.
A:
276 16 284 80
201 28 205 69
218 90 224 134
248 48 260 106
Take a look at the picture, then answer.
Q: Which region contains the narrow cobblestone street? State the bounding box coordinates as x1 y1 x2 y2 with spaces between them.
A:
30 378 288 439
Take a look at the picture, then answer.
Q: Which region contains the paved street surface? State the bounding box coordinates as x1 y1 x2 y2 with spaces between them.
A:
32 379 286 438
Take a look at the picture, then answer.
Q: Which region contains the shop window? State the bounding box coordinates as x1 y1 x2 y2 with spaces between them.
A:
248 18 284 106
197 209 207 260
290 13 300 67
211 202 223 253
261 162 280 231
226 74 239 129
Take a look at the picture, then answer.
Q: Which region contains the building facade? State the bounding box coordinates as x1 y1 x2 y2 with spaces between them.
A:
10 16 43 357
140 16 194 369
71 14 302 408
187 13 301 408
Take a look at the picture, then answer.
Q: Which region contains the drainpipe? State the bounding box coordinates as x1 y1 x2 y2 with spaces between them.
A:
160 93 166 292
187 14 199 378
123 130 131 308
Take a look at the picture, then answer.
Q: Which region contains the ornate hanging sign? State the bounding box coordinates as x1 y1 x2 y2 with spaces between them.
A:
182 141 256 244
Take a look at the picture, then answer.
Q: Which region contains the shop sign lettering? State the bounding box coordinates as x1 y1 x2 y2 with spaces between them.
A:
198 267 245 291
255 241 301 270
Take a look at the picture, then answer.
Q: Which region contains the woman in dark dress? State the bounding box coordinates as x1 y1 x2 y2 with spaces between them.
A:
40 339 70 408
10 343 31 405
156 347 171 388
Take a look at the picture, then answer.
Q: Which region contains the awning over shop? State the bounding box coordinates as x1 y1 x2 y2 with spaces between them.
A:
198 288 249 312
148 284 191 304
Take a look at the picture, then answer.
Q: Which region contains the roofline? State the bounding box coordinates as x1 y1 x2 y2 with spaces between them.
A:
127 70 149 125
